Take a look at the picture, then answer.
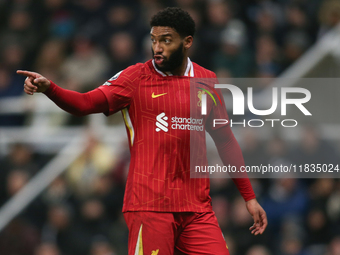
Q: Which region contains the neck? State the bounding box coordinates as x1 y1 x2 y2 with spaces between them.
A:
171 56 188 76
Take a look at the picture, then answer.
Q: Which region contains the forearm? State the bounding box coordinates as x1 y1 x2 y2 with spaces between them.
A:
44 81 109 116
212 126 256 201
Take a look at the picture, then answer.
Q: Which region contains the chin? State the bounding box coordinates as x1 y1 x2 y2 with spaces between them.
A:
155 64 169 72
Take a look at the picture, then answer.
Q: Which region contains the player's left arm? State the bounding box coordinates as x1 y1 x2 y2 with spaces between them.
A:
207 121 268 235
205 84 267 235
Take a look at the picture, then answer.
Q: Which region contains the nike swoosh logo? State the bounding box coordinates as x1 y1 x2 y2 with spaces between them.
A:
152 92 167 98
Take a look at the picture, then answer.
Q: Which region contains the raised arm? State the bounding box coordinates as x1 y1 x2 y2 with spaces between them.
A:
17 70 109 116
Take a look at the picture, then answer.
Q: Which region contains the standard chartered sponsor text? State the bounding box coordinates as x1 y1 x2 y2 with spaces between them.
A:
171 116 204 131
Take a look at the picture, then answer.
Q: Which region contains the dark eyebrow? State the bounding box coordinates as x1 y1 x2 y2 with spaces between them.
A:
150 33 173 38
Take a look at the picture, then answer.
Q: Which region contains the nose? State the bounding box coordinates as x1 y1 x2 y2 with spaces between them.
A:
153 41 163 54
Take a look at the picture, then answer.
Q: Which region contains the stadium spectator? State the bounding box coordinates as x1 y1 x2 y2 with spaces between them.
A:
0 218 40 255
42 175 76 207
34 242 61 255
91 174 125 222
41 0 75 39
328 236 340 255
72 198 112 255
327 182 340 231
265 135 292 180
107 32 142 75
66 132 115 199
200 0 233 69
246 245 272 255
6 169 30 197
41 203 79 255
318 0 340 38
242 128 268 169
279 237 304 255
104 4 139 37
90 236 116 255
281 30 311 70
305 207 332 246
212 19 253 78
289 125 339 166
6 170 49 229
0 143 39 205
0 66 26 126
261 178 309 251
61 34 110 92
0 8 38 60
255 34 281 82
34 39 66 80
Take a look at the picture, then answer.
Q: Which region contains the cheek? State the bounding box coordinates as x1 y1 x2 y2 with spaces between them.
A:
163 45 179 57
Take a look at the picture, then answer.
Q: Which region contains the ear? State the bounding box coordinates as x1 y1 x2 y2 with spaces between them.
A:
183 36 193 50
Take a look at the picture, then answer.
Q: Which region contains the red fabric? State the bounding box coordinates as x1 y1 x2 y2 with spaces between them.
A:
44 81 108 116
124 211 230 255
204 82 255 202
98 60 255 211
99 62 215 212
44 59 255 212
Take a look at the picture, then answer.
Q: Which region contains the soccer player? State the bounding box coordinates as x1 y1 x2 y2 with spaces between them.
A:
18 7 267 255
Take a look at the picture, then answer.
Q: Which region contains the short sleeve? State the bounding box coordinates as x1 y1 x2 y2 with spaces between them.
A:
98 64 142 115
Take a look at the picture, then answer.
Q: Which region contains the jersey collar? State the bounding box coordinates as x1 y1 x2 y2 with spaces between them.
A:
152 57 194 77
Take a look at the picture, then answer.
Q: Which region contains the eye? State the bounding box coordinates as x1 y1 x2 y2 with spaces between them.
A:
165 39 171 44
151 38 156 43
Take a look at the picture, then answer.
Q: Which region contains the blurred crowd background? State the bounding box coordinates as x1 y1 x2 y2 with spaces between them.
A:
1 0 340 255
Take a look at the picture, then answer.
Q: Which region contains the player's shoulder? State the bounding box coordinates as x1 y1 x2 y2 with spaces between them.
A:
102 61 153 86
123 60 155 76
121 62 144 76
192 62 217 79
112 62 149 81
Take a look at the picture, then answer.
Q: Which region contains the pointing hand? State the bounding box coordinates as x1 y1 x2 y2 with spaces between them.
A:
17 70 51 95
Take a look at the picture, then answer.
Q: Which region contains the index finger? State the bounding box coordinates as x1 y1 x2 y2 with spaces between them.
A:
16 70 40 78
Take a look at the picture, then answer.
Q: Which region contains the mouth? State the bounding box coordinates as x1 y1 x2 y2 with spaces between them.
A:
154 55 164 65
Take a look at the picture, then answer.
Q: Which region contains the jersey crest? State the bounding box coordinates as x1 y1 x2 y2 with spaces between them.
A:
103 70 123 85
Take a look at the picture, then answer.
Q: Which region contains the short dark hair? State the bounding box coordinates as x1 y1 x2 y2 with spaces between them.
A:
150 7 195 38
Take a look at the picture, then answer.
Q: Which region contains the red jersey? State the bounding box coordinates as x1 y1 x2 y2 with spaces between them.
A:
98 58 255 212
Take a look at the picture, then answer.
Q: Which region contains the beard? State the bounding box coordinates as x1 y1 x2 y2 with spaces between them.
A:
152 43 185 72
